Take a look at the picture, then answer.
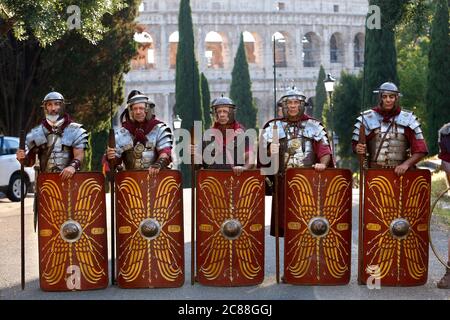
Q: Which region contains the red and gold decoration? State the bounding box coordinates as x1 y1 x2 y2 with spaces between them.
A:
115 170 184 288
360 169 431 286
37 173 108 291
196 170 265 286
284 168 352 285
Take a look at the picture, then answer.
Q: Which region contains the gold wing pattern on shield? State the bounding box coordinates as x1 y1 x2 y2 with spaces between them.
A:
39 180 69 285
117 177 147 282
73 178 106 283
367 175 429 280
287 174 350 279
199 176 231 280
234 177 263 279
151 176 183 282
199 176 263 281
118 175 183 283
39 179 106 285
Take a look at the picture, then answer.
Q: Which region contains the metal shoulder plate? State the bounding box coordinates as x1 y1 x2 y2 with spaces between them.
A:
352 110 380 141
396 110 424 140
439 123 450 142
303 119 329 144
61 123 89 149
150 123 173 152
26 124 48 149
262 120 286 143
115 127 134 157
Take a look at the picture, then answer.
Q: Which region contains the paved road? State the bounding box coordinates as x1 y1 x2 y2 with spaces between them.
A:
0 190 448 300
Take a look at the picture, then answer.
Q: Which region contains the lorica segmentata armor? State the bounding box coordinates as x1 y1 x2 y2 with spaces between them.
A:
26 123 89 172
352 109 424 167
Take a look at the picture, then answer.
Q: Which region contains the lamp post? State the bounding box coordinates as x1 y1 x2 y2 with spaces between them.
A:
172 114 182 169
323 73 336 158
272 34 285 118
173 114 182 130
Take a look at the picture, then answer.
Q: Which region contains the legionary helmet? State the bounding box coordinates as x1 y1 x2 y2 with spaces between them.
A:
127 91 155 121
279 87 307 118
41 91 65 119
373 82 402 108
210 95 236 123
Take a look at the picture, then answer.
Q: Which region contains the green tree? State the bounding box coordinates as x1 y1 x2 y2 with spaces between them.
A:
363 0 408 108
331 72 363 171
425 0 450 154
230 33 258 130
0 0 130 135
313 65 327 120
175 0 203 187
201 72 212 129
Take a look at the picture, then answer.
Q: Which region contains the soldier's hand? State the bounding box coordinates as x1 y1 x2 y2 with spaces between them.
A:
356 143 366 155
394 163 409 176
60 165 76 181
270 143 280 154
313 163 326 172
16 149 26 163
148 165 160 178
232 166 245 176
106 147 116 160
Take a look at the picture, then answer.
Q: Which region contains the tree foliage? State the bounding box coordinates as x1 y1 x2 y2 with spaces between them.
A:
313 65 327 121
175 0 203 187
363 0 409 108
201 72 212 129
230 33 258 130
0 0 138 140
331 71 363 171
425 0 450 154
0 0 126 47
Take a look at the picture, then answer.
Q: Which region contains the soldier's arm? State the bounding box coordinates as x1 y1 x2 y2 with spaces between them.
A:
16 147 37 167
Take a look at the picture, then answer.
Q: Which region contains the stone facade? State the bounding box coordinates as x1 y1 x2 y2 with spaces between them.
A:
124 0 368 128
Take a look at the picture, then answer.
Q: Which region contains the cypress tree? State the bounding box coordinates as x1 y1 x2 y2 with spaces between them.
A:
201 72 212 129
363 0 408 108
425 0 450 154
331 71 363 171
313 65 327 120
230 33 258 129
175 0 203 187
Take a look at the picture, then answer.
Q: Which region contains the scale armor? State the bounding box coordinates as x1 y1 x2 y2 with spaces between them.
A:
263 119 329 168
115 123 172 170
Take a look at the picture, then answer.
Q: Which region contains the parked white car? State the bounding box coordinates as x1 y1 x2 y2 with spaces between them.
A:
0 136 35 202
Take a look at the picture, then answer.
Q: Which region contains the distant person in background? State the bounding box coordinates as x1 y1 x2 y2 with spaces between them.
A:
437 122 450 289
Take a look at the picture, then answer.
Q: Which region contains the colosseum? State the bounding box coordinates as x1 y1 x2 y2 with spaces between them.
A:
124 0 368 128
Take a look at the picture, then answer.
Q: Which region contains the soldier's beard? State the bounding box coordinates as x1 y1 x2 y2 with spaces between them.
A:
46 114 64 126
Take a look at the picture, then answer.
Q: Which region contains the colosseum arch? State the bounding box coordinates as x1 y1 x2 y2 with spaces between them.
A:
131 25 155 70
302 32 321 68
169 31 179 69
272 32 287 67
205 31 225 69
330 32 345 64
354 32 365 68
242 31 263 66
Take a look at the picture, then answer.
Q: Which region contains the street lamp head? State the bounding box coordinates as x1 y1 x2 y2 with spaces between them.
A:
173 114 182 129
324 73 336 93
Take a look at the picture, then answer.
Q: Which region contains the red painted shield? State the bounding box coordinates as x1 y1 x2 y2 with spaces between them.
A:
284 168 352 285
359 169 431 286
37 172 108 291
115 170 184 288
196 169 265 286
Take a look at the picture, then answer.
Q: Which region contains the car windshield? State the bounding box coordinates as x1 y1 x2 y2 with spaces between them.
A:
0 137 19 155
